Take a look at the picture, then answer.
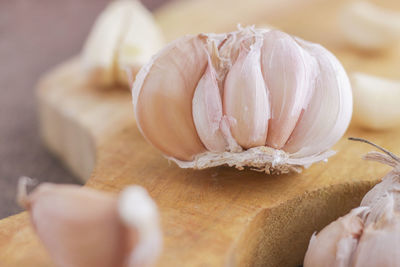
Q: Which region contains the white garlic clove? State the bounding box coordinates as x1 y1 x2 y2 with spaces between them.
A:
351 72 400 130
118 186 162 267
116 0 164 86
133 36 208 161
82 0 132 86
284 39 352 158
339 1 400 51
261 30 314 149
223 37 270 149
82 0 164 87
18 178 162 267
303 207 366 267
192 55 227 152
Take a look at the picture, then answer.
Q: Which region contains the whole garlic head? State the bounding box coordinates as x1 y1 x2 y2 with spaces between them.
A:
132 26 353 174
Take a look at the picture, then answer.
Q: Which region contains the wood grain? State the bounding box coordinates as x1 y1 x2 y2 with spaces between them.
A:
1 0 400 266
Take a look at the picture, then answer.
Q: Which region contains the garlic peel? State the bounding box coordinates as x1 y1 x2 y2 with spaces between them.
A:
340 1 400 50
351 72 400 130
132 26 352 173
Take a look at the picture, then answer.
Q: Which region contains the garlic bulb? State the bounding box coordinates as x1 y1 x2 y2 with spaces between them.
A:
18 177 162 267
82 0 164 87
339 1 400 50
304 138 400 267
132 26 353 174
351 72 400 130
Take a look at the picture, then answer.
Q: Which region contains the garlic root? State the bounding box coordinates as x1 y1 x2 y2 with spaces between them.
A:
339 1 400 50
304 138 400 267
351 72 400 130
82 0 164 87
18 178 162 267
132 26 353 174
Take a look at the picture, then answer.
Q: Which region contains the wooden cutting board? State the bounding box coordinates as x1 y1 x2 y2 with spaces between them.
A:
1 0 400 266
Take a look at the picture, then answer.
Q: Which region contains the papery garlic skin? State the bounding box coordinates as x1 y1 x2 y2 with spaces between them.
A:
132 26 352 173
18 178 162 267
351 72 400 130
82 0 164 87
340 1 400 50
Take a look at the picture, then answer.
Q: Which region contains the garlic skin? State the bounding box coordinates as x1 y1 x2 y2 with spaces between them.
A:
339 1 400 50
82 0 164 87
351 72 400 130
304 139 400 267
18 178 162 267
132 26 353 174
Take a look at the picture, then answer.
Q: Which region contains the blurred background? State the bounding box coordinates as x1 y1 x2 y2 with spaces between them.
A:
0 0 167 219
1 0 400 219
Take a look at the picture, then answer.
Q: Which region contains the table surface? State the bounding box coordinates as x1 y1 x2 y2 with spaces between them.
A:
0 0 167 219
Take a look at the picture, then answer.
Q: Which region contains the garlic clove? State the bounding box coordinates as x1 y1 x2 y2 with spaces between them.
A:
18 178 162 267
284 39 352 158
133 36 208 161
23 183 130 267
303 207 366 267
339 1 400 50
261 30 314 149
351 72 400 130
82 0 164 87
116 0 164 86
223 37 269 149
192 55 227 152
82 0 131 86
118 186 162 267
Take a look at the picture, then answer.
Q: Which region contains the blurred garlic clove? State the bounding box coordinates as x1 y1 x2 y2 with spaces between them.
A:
284 39 352 158
116 0 164 86
223 37 269 149
82 0 131 86
118 186 162 267
192 55 227 152
82 0 164 87
133 36 208 161
339 1 400 50
261 30 314 149
351 72 400 130
18 177 161 267
303 207 366 267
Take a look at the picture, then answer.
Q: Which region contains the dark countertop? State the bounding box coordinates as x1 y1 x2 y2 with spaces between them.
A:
0 0 167 219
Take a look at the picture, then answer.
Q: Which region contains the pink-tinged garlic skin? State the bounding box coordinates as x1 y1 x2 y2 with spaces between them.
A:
261 30 314 149
192 55 227 152
26 184 130 267
134 36 208 161
223 38 269 149
303 208 365 267
284 39 352 157
132 26 352 173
